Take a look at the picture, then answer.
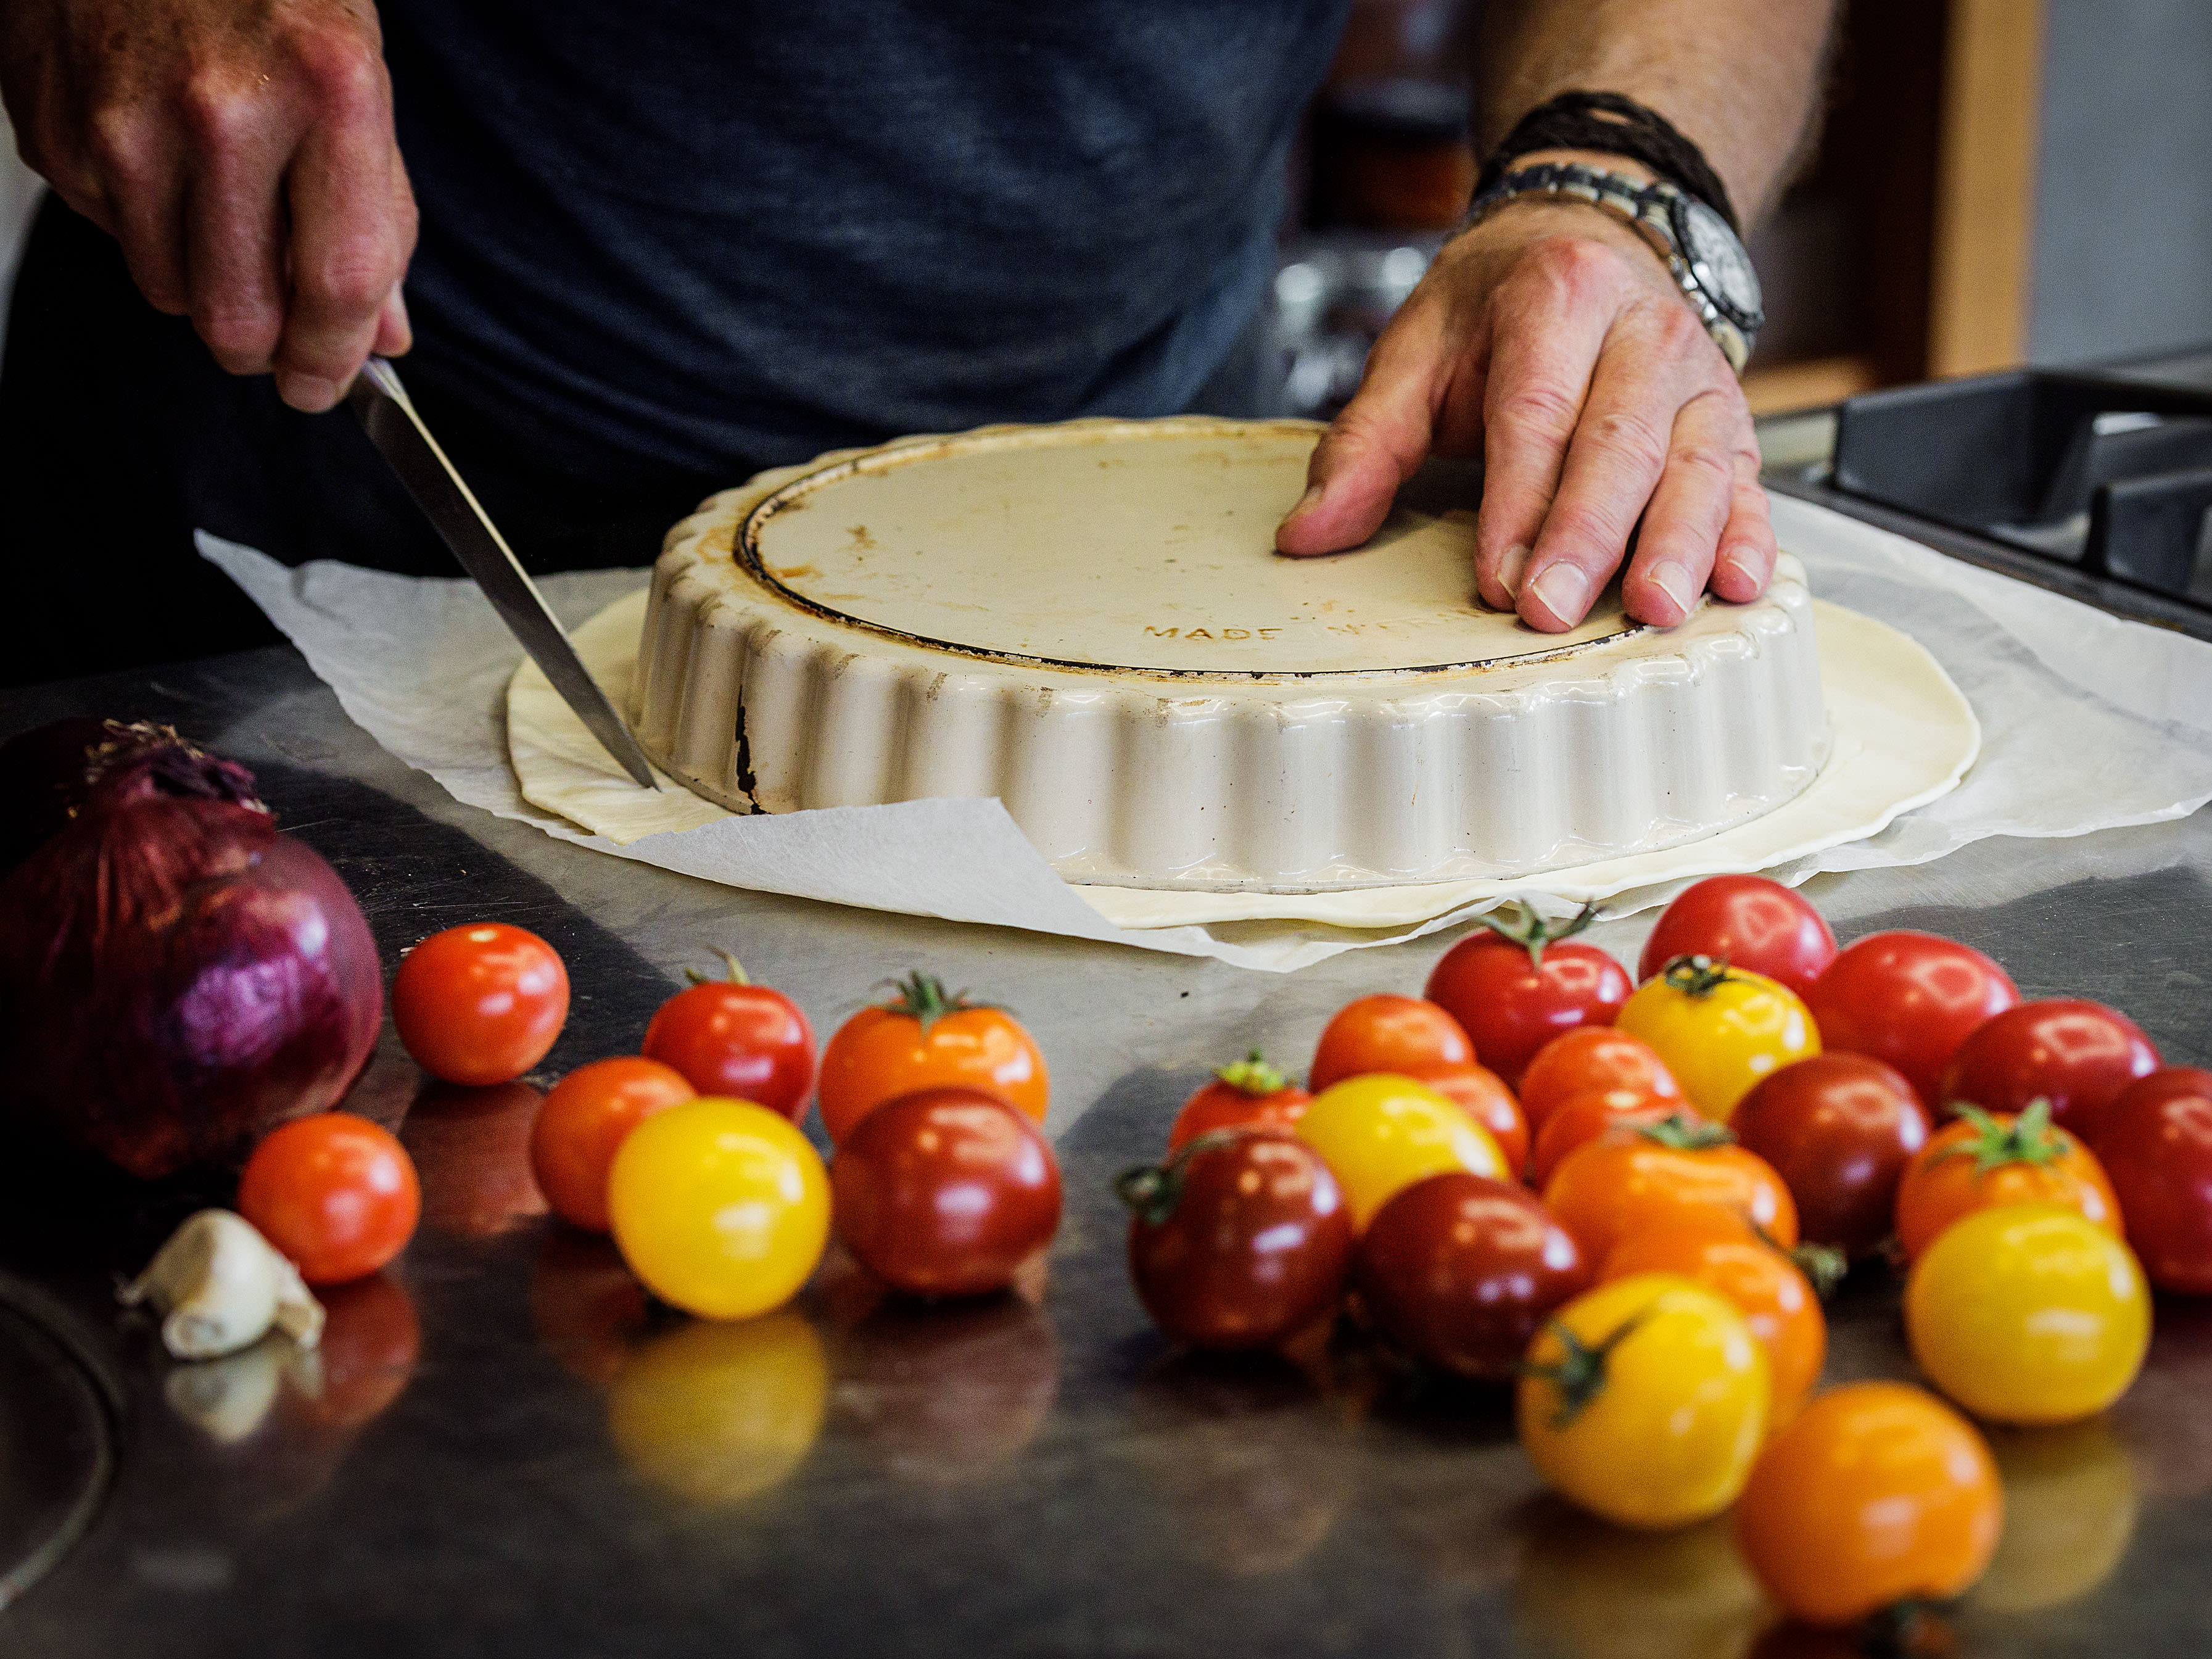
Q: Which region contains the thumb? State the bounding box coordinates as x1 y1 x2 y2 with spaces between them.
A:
1274 342 1440 556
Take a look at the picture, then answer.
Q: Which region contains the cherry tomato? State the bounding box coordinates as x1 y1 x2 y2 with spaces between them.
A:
1166 1051 1310 1151
1309 994 1475 1091
1294 1074 1508 1230
818 972 1047 1143
1354 1173 1588 1380
1638 875 1838 1001
641 953 816 1121
1120 1130 1352 1349
1602 1214 1826 1423
1807 930 2018 1107
831 1087 1061 1297
1893 1102 2119 1260
1425 902 1632 1090
607 1097 830 1320
2088 1067 2212 1293
1905 1204 2149 1425
391 922 570 1086
1528 1086 1683 1188
1616 956 1819 1123
1735 1382 2000 1628
1937 998 2161 1144
1517 1273 1769 1529
1419 1061 1530 1178
1542 1115 1798 1266
1731 1053 1929 1257
237 1112 423 1285
1517 1027 1682 1135
530 1056 698 1233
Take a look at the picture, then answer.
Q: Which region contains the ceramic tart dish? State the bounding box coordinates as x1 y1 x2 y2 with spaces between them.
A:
632 418 1831 893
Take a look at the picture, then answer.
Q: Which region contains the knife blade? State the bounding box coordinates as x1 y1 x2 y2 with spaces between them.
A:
345 357 659 790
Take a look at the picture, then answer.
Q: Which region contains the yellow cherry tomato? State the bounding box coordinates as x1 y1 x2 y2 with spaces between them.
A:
1616 957 1819 1122
605 1311 829 1505
1905 1204 2150 1425
608 1097 830 1319
1294 1073 1507 1230
1517 1272 1770 1529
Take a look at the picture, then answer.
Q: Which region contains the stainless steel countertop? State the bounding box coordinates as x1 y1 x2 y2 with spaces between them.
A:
2 543 2210 1657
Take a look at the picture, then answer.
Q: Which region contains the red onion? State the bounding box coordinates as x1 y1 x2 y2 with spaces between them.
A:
0 718 263 873
0 740 381 1180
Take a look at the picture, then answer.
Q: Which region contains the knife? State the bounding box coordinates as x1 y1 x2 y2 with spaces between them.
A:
345 357 659 790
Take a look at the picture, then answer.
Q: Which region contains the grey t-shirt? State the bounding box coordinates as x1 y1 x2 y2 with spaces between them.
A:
379 2 1349 483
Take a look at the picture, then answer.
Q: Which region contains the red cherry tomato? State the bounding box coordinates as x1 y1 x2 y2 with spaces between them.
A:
641 954 816 1121
392 922 570 1086
1806 931 2018 1107
2090 1067 2212 1294
1731 1053 1929 1258
830 1087 1062 1297
1637 875 1838 1001
1310 995 1476 1092
1517 1027 1682 1135
1419 1061 1530 1178
237 1112 423 1285
530 1056 698 1233
1168 1051 1311 1151
1527 1086 1683 1187
1426 903 1632 1090
1936 998 2161 1144
1120 1130 1352 1350
1354 1173 1588 1380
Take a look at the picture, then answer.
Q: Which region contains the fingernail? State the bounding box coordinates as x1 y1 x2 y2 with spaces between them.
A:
276 371 340 413
1527 563 1591 624
1285 482 1324 523
1651 561 1696 616
1495 542 1530 598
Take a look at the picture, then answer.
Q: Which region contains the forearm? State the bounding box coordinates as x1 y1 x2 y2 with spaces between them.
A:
1477 0 1837 225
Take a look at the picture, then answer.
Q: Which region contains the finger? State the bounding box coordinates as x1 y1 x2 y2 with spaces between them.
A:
1618 389 1748 626
1710 468 1780 603
1469 243 1616 610
1516 306 1710 632
274 44 408 410
84 104 188 312
1274 299 1452 556
373 283 411 358
180 75 291 377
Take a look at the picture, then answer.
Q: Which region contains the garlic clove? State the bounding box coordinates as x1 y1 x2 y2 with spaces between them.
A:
121 1209 325 1360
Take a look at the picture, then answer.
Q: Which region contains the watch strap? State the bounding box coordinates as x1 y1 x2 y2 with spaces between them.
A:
1475 89 1739 233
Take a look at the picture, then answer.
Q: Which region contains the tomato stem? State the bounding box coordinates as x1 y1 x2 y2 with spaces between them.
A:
1215 1049 1290 1096
1658 953 1735 998
1472 899 1599 968
872 970 1003 1035
1113 1128 1248 1227
1633 1111 1735 1151
1789 1239 1849 1299
683 949 752 988
1933 1098 2065 1173
1517 1310 1647 1428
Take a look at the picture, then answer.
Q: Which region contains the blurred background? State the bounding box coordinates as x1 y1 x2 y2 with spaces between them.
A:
4 0 2208 423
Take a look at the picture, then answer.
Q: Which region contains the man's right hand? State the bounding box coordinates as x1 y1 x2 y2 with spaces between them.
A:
1 0 415 410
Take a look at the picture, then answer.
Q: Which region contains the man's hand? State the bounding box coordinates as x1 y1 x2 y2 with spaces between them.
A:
1 0 415 412
1276 197 1774 632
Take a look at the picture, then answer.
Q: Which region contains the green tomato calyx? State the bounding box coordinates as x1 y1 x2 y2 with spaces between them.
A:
683 948 753 987
1634 1111 1736 1151
1659 954 1736 998
1475 899 1599 968
1939 1098 2065 1173
1114 1128 1249 1227
1216 1049 1290 1097
875 970 1002 1035
1521 1311 1648 1429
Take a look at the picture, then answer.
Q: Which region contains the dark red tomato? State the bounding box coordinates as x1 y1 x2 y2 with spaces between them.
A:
1120 1130 1352 1350
641 954 815 1121
1355 1173 1588 1378
1168 1052 1311 1151
2092 1068 2212 1293
1637 875 1838 1001
830 1087 1061 1297
1425 903 1632 1091
1731 1053 1929 1257
1806 932 2018 1107
1936 998 2161 1143
1310 995 1476 1092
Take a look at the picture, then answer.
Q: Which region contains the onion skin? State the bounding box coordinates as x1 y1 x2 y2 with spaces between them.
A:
0 718 263 874
0 795 382 1180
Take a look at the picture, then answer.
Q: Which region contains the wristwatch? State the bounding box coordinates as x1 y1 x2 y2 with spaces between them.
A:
1460 161 1764 373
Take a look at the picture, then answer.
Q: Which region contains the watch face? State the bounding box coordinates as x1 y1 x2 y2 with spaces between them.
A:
1676 199 1764 331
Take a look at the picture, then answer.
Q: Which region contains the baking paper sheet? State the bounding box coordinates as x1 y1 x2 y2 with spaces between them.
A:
200 492 2212 972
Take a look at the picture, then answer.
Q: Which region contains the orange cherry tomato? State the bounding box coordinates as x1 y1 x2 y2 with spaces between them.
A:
238 1112 423 1285
818 972 1047 1144
1602 1214 1828 1422
1735 1382 2001 1628
392 922 570 1086
1309 995 1475 1093
1167 1051 1311 1151
1527 1086 1683 1188
1542 1115 1798 1267
1517 1028 1682 1135
1894 1101 2120 1260
530 1057 699 1232
1419 1061 1529 1178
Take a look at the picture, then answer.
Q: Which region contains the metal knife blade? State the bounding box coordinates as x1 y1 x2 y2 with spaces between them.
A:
345 357 658 790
